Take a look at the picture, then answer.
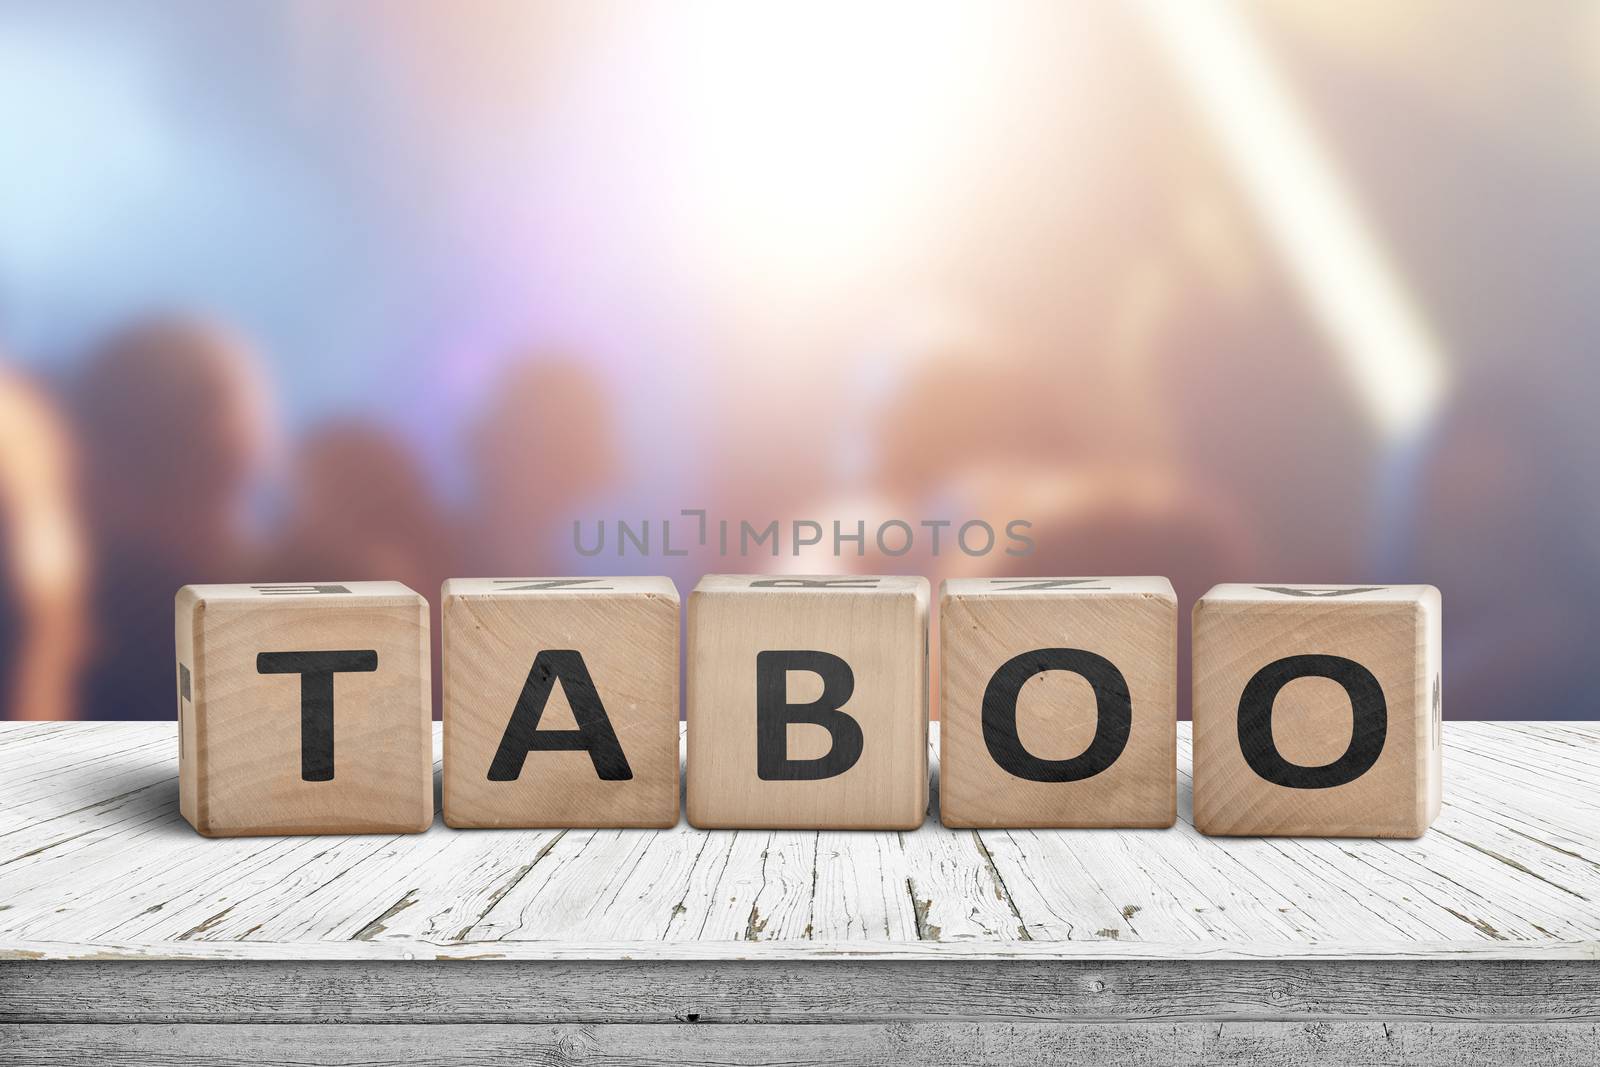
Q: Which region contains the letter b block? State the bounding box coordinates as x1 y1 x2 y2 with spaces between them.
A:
1193 584 1442 838
442 577 679 828
940 577 1177 828
174 582 432 837
687 575 929 829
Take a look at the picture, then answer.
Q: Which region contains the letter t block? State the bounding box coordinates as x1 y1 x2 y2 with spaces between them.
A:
687 575 929 829
174 582 432 837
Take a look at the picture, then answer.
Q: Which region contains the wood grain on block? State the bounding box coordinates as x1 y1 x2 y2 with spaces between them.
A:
441 577 679 829
173 581 432 837
1193 583 1443 838
687 575 929 830
940 577 1176 828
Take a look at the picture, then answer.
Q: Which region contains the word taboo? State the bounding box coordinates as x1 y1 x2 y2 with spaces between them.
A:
174 576 1442 839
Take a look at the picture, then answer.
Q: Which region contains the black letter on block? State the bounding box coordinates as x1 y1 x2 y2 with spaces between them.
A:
982 648 1131 781
756 650 863 780
257 650 378 781
489 650 632 781
1237 654 1386 788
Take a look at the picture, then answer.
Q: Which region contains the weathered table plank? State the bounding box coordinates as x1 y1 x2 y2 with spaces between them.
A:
2 721 1596 1065
1 722 1598 960
3 1018 1599 1067
5 959 1598 1024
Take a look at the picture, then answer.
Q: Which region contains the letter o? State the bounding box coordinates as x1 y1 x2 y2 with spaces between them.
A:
1237 654 1387 789
982 648 1132 782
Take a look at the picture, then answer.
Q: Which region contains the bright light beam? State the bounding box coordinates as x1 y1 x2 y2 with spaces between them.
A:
1137 0 1449 442
605 0 1019 293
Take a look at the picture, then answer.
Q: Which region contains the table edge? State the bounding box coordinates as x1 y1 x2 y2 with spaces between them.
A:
3 939 1597 963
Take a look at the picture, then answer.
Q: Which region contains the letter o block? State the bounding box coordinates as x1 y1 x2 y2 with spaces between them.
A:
687 575 929 829
1193 584 1443 838
939 577 1177 828
442 577 680 829
174 582 432 837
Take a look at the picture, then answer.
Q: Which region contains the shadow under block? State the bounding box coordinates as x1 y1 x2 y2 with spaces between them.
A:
174 581 432 837
939 577 1177 829
441 577 679 829
1193 583 1443 839
687 575 929 830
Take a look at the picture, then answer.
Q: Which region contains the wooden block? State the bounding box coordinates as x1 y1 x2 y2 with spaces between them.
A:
939 577 1177 828
1193 584 1442 838
687 575 929 829
174 581 432 837
441 577 679 829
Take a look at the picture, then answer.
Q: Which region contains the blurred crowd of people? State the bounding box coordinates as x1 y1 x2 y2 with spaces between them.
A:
0 321 630 721
1 305 1593 722
3 3 1597 722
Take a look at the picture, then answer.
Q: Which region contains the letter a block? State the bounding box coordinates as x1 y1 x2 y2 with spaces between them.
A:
939 577 1177 828
1193 584 1442 838
442 577 679 829
174 582 432 837
687 575 929 829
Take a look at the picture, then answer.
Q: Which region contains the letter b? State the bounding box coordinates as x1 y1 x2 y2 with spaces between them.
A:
756 650 864 780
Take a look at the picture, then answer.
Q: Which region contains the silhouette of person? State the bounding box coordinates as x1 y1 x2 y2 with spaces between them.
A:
967 465 1257 719
780 332 1079 578
461 357 620 576
268 418 453 712
271 418 453 594
74 318 272 720
0 362 88 721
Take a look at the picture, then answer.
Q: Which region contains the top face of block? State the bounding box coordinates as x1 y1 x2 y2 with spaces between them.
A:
443 576 678 601
694 574 929 603
179 581 424 608
1199 584 1439 610
943 576 1176 601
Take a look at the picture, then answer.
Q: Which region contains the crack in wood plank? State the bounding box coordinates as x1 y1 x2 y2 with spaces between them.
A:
453 830 568 942
1432 829 1592 900
971 832 1032 941
352 890 420 941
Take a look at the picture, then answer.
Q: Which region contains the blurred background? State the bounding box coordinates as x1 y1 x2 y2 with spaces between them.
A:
1 0 1595 722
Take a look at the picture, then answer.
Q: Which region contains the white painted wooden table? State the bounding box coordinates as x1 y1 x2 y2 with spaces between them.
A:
1 721 1596 1065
